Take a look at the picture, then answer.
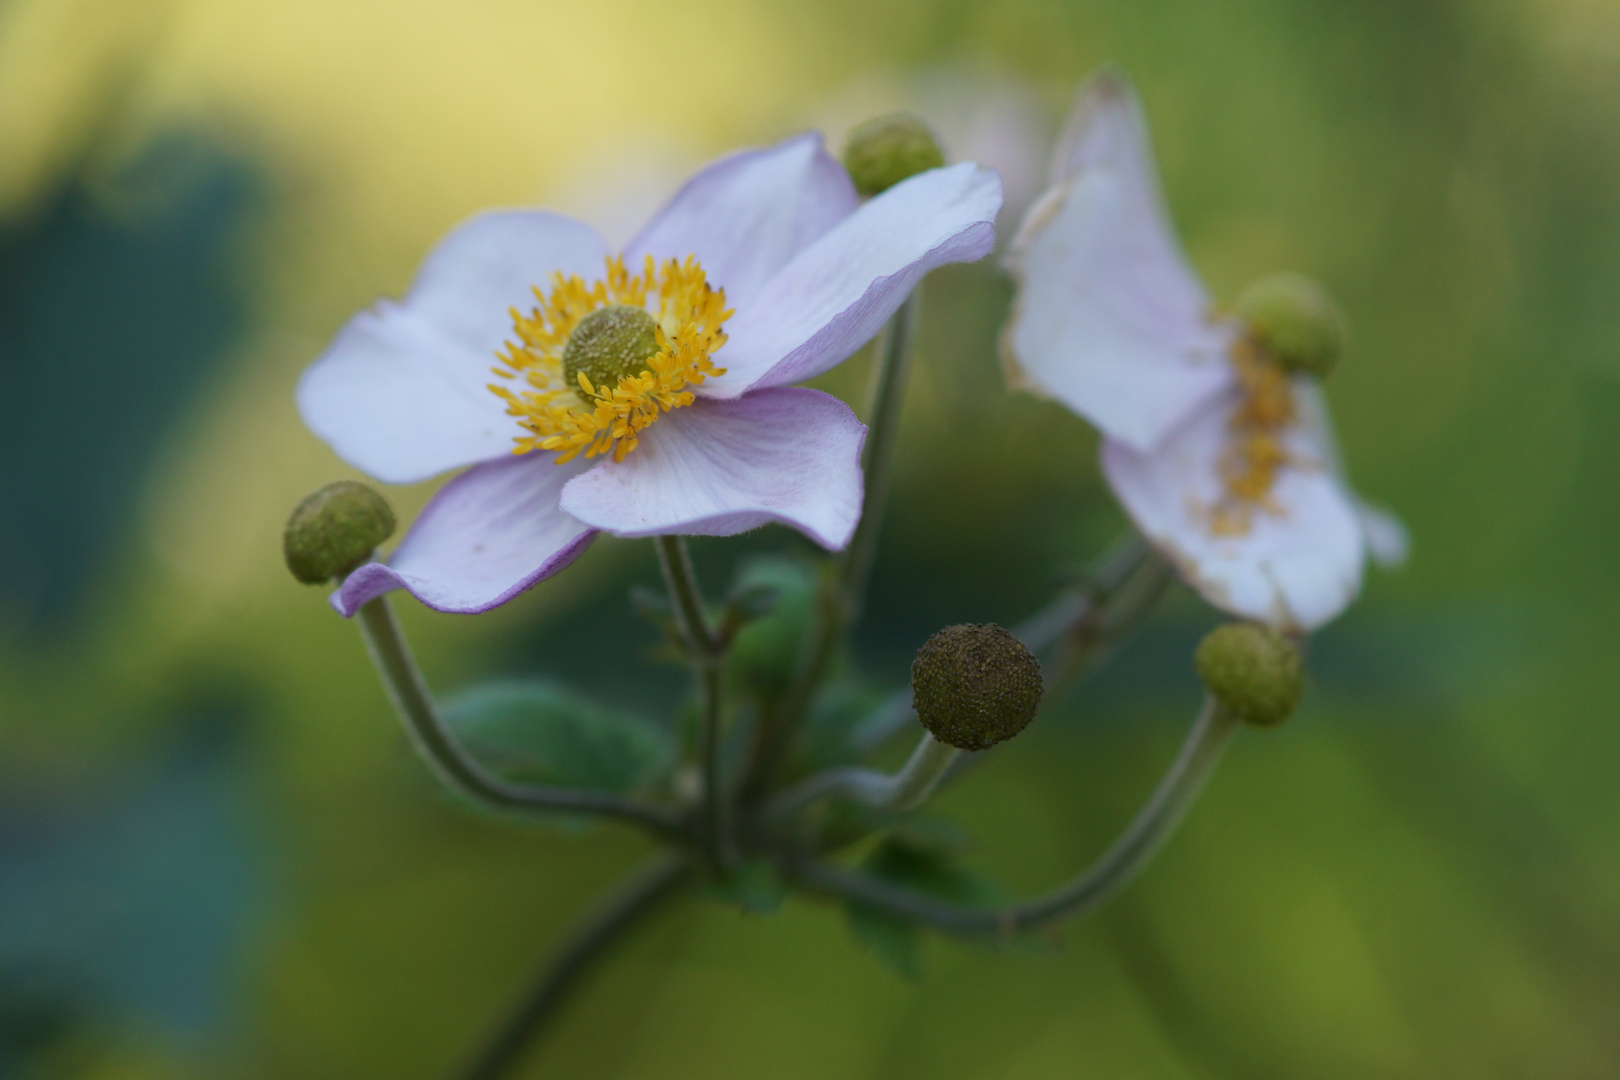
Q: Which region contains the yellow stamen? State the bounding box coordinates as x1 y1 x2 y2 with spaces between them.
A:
488 254 731 464
1209 334 1295 537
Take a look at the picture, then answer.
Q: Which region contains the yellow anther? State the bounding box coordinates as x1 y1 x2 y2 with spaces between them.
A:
1209 335 1298 536
488 255 731 464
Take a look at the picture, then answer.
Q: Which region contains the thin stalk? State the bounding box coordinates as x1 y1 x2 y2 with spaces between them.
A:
655 535 731 868
791 698 1240 936
841 288 922 617
356 597 683 840
755 295 925 796
767 732 959 823
453 852 690 1080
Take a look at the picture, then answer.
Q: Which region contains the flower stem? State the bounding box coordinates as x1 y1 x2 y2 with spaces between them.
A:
841 288 921 619
356 596 683 840
751 295 925 797
791 697 1240 935
767 731 960 823
452 852 690 1080
654 535 731 869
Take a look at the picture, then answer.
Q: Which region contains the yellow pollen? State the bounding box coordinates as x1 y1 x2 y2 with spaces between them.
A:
488 254 731 464
1209 334 1296 537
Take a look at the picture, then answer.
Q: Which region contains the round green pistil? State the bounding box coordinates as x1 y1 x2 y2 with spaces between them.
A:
1233 272 1347 379
562 305 662 391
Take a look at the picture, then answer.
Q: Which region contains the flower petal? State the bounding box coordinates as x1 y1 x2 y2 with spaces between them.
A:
298 211 609 483
558 388 865 550
331 452 597 616
1289 380 1409 570
1101 387 1367 632
625 133 857 310
710 162 1002 396
1001 71 1232 452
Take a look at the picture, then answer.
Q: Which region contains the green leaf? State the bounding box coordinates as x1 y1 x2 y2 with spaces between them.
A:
798 678 887 770
847 905 923 981
706 859 789 914
844 836 1002 979
442 680 674 794
727 556 819 700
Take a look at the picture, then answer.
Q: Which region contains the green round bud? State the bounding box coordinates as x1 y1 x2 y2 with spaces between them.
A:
562 304 661 390
1193 622 1304 728
1233 272 1347 378
842 113 946 198
283 481 396 585
910 623 1043 751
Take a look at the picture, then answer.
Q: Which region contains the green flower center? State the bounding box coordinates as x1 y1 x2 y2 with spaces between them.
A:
562 304 662 391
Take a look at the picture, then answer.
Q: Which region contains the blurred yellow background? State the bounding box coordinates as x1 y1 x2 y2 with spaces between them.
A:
3 0 1620 1075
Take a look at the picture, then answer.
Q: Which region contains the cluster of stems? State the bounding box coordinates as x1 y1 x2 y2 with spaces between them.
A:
353 291 1237 1080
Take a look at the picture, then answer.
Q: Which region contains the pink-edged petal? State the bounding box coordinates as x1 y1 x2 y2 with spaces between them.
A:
298 211 609 484
1101 386 1367 633
558 388 865 550
710 162 1002 396
331 452 597 616
625 133 857 310
1001 71 1232 452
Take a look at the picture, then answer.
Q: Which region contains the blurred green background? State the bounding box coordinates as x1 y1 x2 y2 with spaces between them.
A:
3 0 1619 1075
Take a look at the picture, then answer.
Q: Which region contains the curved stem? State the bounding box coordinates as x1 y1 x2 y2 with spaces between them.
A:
655 536 731 869
356 597 684 840
791 697 1240 936
767 732 959 823
453 852 690 1080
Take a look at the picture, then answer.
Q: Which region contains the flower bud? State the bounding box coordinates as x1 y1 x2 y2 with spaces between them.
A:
283 481 396 585
1194 622 1303 728
1234 272 1347 379
842 113 946 198
910 623 1042 751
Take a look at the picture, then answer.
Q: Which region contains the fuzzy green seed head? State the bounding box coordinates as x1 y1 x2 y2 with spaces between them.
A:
283 481 396 585
842 113 946 198
562 304 662 391
910 623 1043 751
1234 272 1347 379
1194 622 1304 728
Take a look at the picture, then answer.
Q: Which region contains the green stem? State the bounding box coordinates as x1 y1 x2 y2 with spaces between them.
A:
654 536 731 868
792 697 1240 935
453 852 690 1080
767 731 959 822
840 288 921 618
356 597 684 840
753 295 925 797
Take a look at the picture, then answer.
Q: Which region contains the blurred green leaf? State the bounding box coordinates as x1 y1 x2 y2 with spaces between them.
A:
706 859 790 915
442 680 674 794
728 556 820 700
798 678 887 771
845 836 1001 980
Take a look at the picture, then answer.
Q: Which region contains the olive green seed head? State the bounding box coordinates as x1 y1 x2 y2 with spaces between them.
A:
1233 272 1347 379
283 481 396 585
842 113 947 198
562 304 662 391
1194 622 1304 728
910 623 1043 751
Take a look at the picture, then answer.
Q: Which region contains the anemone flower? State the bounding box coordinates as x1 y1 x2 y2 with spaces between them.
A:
298 134 1002 615
1001 72 1403 632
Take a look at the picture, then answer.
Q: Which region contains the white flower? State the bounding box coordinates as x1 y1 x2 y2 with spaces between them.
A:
1001 72 1404 632
299 133 1002 614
